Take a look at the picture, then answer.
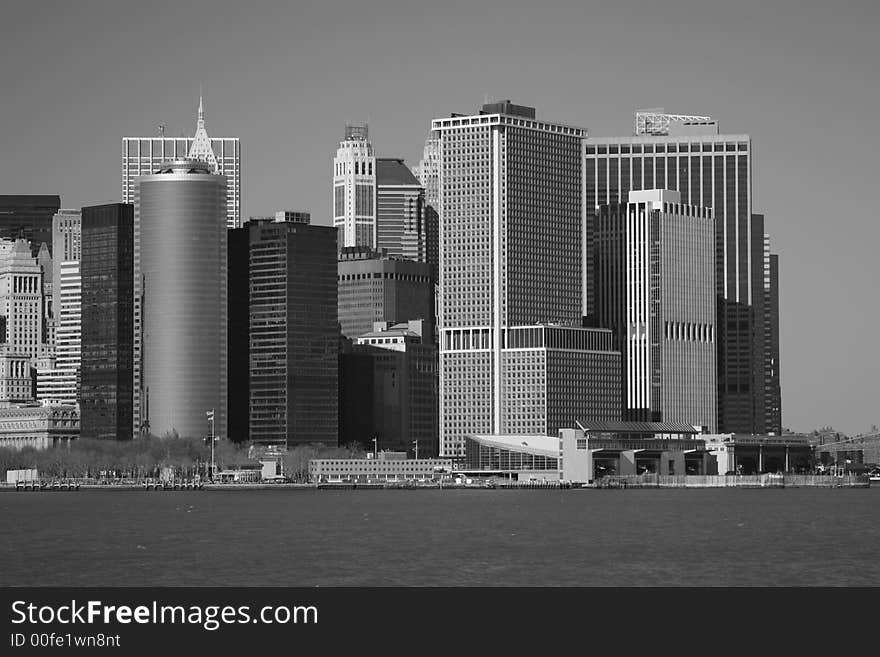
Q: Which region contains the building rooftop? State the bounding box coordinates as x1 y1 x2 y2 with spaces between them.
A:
468 434 559 459
579 420 701 435
376 159 420 187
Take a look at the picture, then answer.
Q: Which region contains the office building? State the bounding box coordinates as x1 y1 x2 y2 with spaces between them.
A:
596 190 717 431
434 101 621 457
0 237 46 360
134 159 227 439
585 108 780 433
0 195 59 255
227 222 252 443
36 260 80 405
37 210 83 406
249 217 338 448
341 320 438 455
333 124 376 248
337 247 434 341
122 96 241 229
0 349 33 404
79 203 134 440
36 243 52 346
227 212 313 444
376 158 427 262
414 135 440 279
750 213 782 435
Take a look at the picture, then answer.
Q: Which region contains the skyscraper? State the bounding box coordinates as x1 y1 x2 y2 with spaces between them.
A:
434 101 620 458
414 135 440 279
37 261 80 405
750 213 782 435
249 217 338 448
333 124 376 249
585 109 779 433
79 203 134 440
337 248 434 342
376 158 427 262
0 195 59 256
37 210 82 406
122 96 241 229
134 159 227 439
596 190 717 431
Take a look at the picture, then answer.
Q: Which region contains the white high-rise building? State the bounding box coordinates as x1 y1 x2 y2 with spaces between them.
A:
434 101 621 458
37 260 80 406
37 211 82 406
595 190 717 432
332 124 376 248
122 96 241 229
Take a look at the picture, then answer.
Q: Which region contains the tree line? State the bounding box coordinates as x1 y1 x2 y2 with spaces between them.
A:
0 434 368 482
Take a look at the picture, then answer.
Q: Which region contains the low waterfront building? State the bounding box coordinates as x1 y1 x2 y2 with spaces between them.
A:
464 434 561 482
0 404 79 450
463 421 714 483
702 433 813 474
309 453 453 483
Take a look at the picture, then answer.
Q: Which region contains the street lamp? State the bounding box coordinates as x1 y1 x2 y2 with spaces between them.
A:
206 409 215 480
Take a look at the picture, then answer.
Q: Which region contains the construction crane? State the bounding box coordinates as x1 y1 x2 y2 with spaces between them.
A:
634 108 713 136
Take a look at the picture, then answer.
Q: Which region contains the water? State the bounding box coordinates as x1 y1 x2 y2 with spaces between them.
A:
3 488 879 586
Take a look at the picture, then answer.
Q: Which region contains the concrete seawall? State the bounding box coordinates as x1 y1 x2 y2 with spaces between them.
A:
597 474 870 489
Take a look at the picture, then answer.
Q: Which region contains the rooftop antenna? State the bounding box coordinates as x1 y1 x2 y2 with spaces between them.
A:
157 123 167 137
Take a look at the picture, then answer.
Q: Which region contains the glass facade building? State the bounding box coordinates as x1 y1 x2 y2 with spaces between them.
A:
80 203 134 440
249 219 338 448
134 160 227 439
585 122 780 434
0 195 60 256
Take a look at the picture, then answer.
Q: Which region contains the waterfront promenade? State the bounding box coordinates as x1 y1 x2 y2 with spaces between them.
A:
1 473 870 491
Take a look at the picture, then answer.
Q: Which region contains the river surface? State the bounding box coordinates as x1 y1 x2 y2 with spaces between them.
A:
3 488 878 586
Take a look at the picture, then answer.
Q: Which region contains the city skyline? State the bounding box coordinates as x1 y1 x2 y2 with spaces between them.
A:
0 0 878 435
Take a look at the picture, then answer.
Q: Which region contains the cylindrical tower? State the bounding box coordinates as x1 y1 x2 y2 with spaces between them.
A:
135 159 227 439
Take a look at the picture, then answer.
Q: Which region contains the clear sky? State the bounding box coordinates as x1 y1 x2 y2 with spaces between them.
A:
1 0 878 435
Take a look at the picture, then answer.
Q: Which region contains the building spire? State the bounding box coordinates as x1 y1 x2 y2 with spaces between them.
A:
198 84 204 129
187 87 218 172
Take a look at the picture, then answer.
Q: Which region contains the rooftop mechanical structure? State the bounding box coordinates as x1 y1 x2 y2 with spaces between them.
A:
634 108 714 136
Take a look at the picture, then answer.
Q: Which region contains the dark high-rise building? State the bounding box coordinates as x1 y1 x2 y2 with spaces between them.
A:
585 110 779 433
227 222 254 443
337 247 434 342
767 253 781 433
0 195 60 255
341 320 438 456
249 217 338 448
79 203 134 440
750 214 783 435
